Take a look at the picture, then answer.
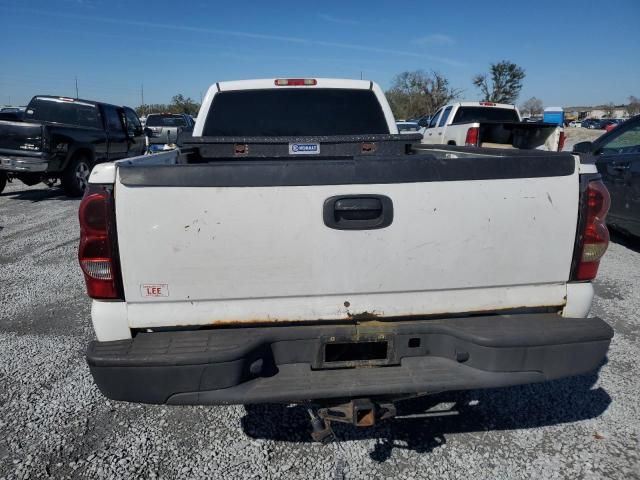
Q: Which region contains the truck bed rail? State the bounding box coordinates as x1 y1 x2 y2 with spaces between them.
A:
178 132 422 162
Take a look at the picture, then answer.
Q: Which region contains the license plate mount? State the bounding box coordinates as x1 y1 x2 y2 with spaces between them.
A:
313 335 396 369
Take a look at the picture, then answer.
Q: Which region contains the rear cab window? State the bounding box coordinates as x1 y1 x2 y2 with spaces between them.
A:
146 114 188 127
452 107 520 124
202 89 389 136
25 97 101 129
397 123 419 132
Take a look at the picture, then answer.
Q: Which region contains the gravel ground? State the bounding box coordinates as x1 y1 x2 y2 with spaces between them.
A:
562 127 603 151
1 179 639 480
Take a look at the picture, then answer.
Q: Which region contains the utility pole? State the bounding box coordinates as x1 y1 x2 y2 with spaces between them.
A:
75 76 79 99
360 71 363 80
141 83 145 115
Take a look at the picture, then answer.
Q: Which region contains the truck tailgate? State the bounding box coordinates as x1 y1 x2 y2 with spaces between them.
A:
0 121 44 151
114 154 580 328
148 127 180 144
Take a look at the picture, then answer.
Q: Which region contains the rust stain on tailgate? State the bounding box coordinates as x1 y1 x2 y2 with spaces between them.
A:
200 304 561 328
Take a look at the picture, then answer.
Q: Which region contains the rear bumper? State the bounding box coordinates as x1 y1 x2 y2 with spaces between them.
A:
86 314 613 405
0 150 48 172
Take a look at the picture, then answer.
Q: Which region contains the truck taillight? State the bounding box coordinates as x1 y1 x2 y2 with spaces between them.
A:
78 185 122 299
465 127 479 146
558 131 566 152
574 180 610 281
274 78 317 86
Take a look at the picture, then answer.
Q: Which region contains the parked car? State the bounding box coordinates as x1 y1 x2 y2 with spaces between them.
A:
0 110 24 121
80 77 612 441
569 120 582 128
414 115 432 128
396 121 420 134
145 113 194 151
0 106 26 121
605 119 624 133
574 115 640 238
0 107 24 114
421 102 564 151
595 119 615 130
582 118 601 129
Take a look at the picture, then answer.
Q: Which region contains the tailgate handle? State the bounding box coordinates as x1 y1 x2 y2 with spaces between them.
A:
323 195 393 230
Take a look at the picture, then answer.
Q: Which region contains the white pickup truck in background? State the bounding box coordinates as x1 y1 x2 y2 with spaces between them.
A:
421 101 565 151
79 78 612 440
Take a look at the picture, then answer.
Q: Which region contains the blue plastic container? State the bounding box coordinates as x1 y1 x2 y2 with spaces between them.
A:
543 107 564 125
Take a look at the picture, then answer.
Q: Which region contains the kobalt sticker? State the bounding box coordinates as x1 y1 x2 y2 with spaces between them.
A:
141 284 169 297
289 143 320 155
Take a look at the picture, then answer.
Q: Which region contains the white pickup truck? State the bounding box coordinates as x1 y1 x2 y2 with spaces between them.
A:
421 101 565 151
80 78 612 440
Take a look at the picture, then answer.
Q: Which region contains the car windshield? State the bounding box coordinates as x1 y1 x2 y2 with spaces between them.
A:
146 115 187 127
601 123 640 154
25 97 101 128
202 89 389 136
452 107 520 124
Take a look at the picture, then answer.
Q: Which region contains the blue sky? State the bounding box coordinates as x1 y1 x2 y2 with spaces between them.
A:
1 0 639 108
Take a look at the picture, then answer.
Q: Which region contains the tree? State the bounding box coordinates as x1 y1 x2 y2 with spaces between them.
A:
602 102 615 118
169 94 199 115
135 103 170 116
473 61 526 104
385 70 462 119
627 96 640 116
520 97 543 117
135 94 201 117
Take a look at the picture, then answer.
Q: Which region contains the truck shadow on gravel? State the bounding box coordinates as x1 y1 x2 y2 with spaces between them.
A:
241 369 610 462
610 230 640 254
1 186 77 202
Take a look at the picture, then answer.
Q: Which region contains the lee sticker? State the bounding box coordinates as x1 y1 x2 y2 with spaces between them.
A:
141 284 169 297
289 142 320 155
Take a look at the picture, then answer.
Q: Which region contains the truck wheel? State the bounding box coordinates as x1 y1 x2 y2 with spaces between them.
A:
0 172 6 195
61 155 92 197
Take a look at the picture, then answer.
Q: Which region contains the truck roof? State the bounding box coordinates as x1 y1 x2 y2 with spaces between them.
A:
451 101 516 109
214 78 374 92
29 95 127 110
146 112 190 117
